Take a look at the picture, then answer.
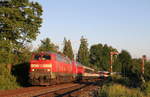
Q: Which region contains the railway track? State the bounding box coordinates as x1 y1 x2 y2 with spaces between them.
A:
0 83 89 97
0 83 78 97
35 83 88 97
0 79 103 97
38 80 103 97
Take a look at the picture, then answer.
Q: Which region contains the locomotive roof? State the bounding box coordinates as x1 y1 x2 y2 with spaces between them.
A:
33 51 56 55
35 51 73 61
33 51 68 56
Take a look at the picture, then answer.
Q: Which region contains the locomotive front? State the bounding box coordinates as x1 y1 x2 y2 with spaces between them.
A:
29 52 53 85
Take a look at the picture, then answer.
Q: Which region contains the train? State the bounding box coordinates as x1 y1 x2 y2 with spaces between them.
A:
29 52 99 85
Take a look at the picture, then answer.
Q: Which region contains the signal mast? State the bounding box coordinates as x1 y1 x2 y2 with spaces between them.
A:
110 51 119 74
141 55 147 83
141 55 147 74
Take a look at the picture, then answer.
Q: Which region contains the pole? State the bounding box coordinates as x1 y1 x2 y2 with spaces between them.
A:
110 54 113 73
141 55 146 83
141 55 146 74
110 52 119 74
141 58 144 74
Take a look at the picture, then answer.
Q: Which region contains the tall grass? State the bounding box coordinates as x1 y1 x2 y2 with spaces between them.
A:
98 74 150 97
141 82 150 96
99 84 147 97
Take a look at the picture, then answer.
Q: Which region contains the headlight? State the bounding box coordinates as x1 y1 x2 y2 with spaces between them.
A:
32 69 35 71
47 69 50 71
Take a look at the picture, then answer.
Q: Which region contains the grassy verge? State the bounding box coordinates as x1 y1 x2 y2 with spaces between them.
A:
99 83 145 97
98 75 150 97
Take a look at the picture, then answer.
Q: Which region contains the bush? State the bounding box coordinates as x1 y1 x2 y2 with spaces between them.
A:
0 64 19 90
112 74 143 88
99 84 145 97
144 62 150 81
111 74 130 86
12 62 30 86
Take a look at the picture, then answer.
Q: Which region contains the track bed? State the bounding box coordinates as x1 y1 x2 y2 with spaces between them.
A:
0 79 104 97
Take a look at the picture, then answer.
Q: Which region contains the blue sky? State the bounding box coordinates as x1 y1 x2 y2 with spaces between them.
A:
32 0 150 58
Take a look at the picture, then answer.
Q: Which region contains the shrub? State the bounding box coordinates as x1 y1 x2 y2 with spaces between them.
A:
144 62 150 81
111 74 131 86
0 64 19 90
12 62 30 86
112 74 143 88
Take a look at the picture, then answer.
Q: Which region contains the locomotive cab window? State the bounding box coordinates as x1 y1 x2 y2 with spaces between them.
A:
33 54 51 60
34 54 41 60
42 55 51 60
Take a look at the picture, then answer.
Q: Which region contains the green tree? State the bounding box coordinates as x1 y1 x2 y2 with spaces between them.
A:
77 36 89 66
63 38 74 60
144 61 150 81
89 43 118 71
89 44 103 69
38 38 58 52
0 0 43 64
118 50 132 76
113 57 122 72
118 51 146 87
101 44 111 70
15 45 32 64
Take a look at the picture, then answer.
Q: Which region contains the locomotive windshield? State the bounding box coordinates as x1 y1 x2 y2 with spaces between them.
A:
43 55 51 60
33 54 51 60
34 54 41 60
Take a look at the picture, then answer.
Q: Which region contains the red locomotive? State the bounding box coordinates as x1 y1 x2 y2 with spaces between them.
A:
29 52 99 85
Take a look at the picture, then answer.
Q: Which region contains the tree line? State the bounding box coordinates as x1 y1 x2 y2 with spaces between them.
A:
35 37 116 71
36 36 150 84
